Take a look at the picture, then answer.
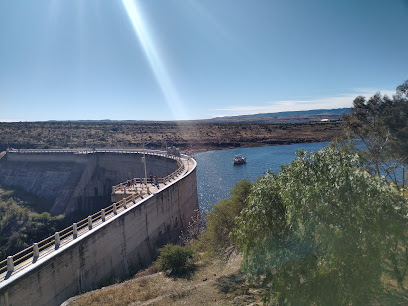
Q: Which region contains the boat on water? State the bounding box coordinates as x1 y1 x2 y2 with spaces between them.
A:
233 155 246 165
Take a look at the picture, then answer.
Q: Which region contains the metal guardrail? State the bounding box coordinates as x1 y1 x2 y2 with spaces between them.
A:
6 148 178 158
0 150 188 278
112 161 184 193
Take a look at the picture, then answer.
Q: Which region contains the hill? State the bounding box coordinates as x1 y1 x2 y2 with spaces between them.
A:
207 108 349 123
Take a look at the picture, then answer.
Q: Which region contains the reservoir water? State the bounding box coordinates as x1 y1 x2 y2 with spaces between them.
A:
195 142 331 211
195 141 405 211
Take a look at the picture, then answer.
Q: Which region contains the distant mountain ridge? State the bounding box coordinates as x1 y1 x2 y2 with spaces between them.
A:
229 108 349 118
41 108 350 124
208 108 349 124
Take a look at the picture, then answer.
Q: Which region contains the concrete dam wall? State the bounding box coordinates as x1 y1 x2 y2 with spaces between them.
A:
0 150 179 215
0 150 198 305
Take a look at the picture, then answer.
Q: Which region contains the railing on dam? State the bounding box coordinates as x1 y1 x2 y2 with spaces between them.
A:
0 150 190 281
6 148 180 158
112 160 185 193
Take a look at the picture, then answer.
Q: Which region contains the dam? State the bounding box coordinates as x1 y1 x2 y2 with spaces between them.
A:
0 148 184 216
0 149 198 305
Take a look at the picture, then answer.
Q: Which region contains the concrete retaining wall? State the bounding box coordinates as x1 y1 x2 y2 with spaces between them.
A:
0 159 198 305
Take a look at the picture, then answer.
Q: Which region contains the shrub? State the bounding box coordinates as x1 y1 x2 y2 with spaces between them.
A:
203 179 251 257
155 244 195 277
234 143 408 304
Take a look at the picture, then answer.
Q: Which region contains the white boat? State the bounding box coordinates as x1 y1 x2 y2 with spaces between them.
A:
233 155 246 165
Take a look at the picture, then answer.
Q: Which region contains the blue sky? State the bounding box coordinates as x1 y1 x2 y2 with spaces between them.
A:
0 0 407 121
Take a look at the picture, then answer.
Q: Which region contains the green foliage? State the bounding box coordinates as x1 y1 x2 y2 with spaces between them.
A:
203 179 251 257
343 80 408 183
155 244 195 277
234 144 408 304
0 186 64 259
3 190 15 197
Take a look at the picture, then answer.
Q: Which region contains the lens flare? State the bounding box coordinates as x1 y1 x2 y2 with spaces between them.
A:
122 0 187 120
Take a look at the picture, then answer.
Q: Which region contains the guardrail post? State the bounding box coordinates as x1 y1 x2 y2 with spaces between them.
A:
33 243 39 259
123 186 126 194
55 232 60 249
112 186 115 194
88 216 92 230
123 199 127 209
73 223 77 239
113 203 117 215
132 194 135 203
7 256 14 272
101 209 106 222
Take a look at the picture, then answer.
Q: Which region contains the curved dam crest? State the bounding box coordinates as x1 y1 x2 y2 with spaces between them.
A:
0 149 198 306
0 149 180 215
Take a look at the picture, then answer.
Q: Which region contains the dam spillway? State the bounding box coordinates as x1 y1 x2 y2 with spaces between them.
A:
0 149 198 305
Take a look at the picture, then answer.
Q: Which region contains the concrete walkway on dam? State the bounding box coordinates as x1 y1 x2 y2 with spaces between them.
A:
0 149 193 285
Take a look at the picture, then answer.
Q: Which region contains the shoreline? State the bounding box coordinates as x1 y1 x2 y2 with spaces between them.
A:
188 137 336 153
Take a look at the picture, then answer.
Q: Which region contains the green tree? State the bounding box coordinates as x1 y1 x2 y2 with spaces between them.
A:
343 80 408 183
234 144 408 304
203 179 251 257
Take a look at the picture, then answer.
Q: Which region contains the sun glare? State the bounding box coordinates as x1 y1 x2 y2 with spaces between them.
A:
121 0 188 120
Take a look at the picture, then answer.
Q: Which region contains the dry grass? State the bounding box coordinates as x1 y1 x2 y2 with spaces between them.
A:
65 254 263 306
64 252 408 305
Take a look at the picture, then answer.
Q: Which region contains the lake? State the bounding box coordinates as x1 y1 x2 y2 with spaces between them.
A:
195 141 406 211
195 142 331 211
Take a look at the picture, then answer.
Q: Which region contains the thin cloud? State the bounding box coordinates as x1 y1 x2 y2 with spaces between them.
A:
213 89 396 117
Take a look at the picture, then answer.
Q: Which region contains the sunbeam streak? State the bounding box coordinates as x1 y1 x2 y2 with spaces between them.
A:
122 0 188 120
